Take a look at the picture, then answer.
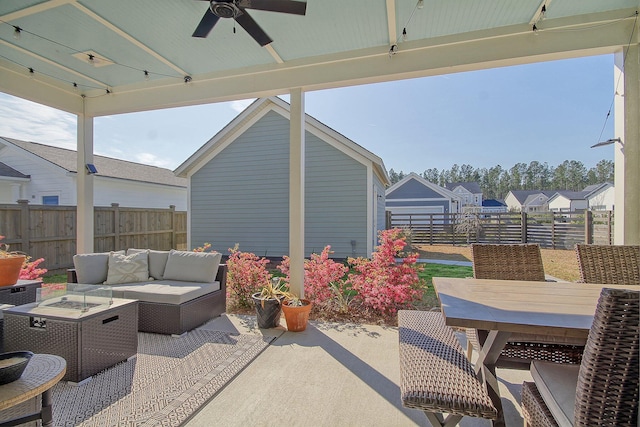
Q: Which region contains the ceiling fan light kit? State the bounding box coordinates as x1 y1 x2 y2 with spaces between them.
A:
192 0 307 46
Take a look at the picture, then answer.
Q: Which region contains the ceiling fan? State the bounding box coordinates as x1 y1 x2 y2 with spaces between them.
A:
192 0 307 46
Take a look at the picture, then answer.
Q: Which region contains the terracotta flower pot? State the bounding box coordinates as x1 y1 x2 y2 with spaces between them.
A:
282 299 312 332
0 255 26 287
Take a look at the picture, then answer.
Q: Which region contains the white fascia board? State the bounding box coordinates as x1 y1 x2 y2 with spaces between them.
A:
79 10 635 117
387 198 450 202
0 176 30 182
0 65 82 115
88 174 187 189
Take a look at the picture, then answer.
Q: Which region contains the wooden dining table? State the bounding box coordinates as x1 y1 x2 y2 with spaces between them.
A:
432 277 634 427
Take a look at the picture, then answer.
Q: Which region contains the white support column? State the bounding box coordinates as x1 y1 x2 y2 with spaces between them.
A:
77 103 95 253
614 45 640 245
289 88 305 298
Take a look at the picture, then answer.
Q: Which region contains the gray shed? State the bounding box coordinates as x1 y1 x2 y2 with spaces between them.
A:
175 97 389 259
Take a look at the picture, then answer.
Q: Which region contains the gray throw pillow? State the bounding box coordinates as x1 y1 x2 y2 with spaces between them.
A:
73 251 124 284
162 250 222 283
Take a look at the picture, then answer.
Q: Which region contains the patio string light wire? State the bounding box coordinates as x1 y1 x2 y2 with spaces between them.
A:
0 18 192 96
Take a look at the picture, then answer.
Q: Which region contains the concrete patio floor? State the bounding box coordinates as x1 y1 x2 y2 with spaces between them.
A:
186 313 532 427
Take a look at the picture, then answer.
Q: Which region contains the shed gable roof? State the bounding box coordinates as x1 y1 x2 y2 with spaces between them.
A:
386 173 459 200
1 137 186 188
174 97 389 186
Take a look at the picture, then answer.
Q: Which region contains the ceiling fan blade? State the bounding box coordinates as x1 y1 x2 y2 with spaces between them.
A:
192 8 221 38
238 0 306 15
234 11 273 46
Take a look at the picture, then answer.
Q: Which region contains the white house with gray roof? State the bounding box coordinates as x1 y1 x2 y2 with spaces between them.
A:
445 182 483 210
175 97 389 259
0 137 187 209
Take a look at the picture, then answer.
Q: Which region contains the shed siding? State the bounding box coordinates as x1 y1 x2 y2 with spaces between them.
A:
386 199 450 212
387 178 443 199
190 110 369 258
306 131 367 258
191 111 290 257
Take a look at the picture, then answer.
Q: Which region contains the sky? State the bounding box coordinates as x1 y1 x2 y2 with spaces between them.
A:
0 54 617 175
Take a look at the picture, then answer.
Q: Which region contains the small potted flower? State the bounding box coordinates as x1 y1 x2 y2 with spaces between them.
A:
0 236 27 287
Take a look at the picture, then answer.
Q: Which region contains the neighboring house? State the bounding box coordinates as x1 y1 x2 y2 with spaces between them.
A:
547 191 589 212
504 190 556 212
481 199 508 213
0 137 187 209
174 97 389 259
385 173 461 221
583 182 614 211
445 182 483 210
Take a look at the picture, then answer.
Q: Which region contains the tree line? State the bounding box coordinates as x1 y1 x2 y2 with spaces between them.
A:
388 159 614 200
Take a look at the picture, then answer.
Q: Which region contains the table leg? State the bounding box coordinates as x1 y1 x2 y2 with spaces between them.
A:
41 389 53 427
474 329 511 427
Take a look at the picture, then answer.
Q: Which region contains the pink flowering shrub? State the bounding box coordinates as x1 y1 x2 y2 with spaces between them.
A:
1 235 47 280
20 257 47 280
226 245 272 309
347 229 424 315
279 245 348 307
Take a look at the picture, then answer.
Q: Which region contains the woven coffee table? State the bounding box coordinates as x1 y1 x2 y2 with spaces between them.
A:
0 354 66 427
3 298 138 383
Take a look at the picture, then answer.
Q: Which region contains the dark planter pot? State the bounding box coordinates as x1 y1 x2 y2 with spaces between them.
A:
252 293 283 329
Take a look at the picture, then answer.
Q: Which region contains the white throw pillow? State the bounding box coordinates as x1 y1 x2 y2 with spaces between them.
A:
104 251 150 285
162 250 221 283
127 248 169 280
73 251 124 284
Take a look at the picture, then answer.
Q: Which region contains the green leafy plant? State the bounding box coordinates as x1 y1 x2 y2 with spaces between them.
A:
255 277 296 307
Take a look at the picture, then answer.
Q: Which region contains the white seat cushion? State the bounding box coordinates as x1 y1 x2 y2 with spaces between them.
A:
530 360 579 427
111 280 220 305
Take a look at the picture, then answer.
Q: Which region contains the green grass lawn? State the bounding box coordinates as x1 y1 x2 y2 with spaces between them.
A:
43 274 67 284
417 263 473 308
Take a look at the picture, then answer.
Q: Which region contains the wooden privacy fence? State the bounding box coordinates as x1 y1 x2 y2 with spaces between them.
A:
0 201 187 272
386 210 614 249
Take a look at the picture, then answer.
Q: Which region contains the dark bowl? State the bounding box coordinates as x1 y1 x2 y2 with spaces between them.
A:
0 351 34 385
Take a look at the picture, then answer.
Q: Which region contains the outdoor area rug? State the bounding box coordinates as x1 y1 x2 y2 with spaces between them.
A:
51 329 275 426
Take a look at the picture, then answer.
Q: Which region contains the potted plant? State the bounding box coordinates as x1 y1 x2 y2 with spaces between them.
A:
281 294 313 332
0 236 27 287
251 278 293 329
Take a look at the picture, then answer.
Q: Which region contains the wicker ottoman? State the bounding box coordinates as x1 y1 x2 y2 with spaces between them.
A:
0 280 41 306
3 298 138 383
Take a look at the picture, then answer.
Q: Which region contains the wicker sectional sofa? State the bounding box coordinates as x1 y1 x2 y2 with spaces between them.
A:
67 249 226 335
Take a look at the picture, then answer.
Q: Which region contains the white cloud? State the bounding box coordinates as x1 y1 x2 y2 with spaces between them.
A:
0 94 76 149
132 152 173 168
230 99 255 113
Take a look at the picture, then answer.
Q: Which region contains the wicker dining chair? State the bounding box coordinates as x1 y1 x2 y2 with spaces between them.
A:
522 287 640 427
575 244 640 285
467 244 584 368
